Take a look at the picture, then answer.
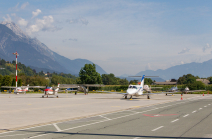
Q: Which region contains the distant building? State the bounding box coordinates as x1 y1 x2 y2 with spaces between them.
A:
45 77 49 80
196 79 210 85
170 79 177 82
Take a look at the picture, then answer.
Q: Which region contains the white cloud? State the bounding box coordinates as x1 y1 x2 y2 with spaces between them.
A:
178 48 190 54
67 17 89 25
32 9 42 18
69 38 77 41
11 13 16 16
9 3 19 11
145 63 152 70
63 38 78 42
17 18 28 26
21 2 29 9
26 15 61 34
3 14 12 22
202 43 211 52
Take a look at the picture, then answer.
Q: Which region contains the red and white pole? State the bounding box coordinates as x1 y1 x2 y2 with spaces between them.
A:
13 51 19 90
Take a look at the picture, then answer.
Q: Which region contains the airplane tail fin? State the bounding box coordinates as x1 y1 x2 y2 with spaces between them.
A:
26 84 29 90
140 75 145 88
55 83 60 91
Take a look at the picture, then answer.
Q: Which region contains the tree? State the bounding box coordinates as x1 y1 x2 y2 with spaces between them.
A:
187 81 205 90
207 76 212 84
0 74 3 86
2 75 12 86
177 74 197 84
18 79 22 86
118 78 129 85
11 78 16 86
129 80 138 85
102 73 118 85
144 78 153 85
79 64 102 84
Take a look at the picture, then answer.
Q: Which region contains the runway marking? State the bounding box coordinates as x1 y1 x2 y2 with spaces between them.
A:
171 119 179 123
143 114 178 117
199 108 202 110
183 114 189 117
132 106 141 108
133 137 140 139
192 111 197 113
53 123 61 132
3 95 211 138
152 126 164 131
204 106 207 107
99 115 111 120
208 104 211 105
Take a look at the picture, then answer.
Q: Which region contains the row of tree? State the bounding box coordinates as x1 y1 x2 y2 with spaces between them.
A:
1 57 212 90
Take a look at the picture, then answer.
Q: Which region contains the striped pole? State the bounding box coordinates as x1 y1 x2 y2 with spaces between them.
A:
13 51 19 90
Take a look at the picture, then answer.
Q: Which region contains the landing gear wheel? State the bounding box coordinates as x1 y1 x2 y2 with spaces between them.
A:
75 92 77 95
166 93 167 96
147 95 150 99
130 96 132 99
57 96 58 98
125 96 127 99
42 96 44 98
47 96 48 98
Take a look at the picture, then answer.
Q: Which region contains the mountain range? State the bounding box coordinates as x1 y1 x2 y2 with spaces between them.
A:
135 59 212 80
0 22 107 75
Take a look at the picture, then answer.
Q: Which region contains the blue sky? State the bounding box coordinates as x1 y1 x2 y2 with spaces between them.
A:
1 0 212 76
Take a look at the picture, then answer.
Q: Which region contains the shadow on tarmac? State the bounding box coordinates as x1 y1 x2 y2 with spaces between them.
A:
7 130 212 139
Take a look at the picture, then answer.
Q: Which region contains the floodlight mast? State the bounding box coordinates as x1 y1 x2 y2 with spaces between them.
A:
13 51 19 90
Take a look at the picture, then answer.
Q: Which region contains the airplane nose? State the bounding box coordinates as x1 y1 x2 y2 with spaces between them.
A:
127 89 136 95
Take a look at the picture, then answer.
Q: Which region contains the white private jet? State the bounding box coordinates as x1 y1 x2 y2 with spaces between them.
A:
120 75 160 99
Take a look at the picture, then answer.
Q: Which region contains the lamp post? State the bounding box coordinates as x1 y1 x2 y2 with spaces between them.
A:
13 51 19 90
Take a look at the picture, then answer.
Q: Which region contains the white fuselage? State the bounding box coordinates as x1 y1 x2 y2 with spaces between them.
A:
185 87 189 91
126 85 143 97
16 87 28 93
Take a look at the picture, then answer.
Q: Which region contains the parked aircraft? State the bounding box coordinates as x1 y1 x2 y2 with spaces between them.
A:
43 83 60 98
61 84 105 95
167 85 205 95
1 84 29 94
169 86 178 92
118 75 160 99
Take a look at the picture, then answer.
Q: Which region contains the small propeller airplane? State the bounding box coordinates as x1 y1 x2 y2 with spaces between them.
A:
61 84 105 95
1 84 29 94
2 83 104 98
167 85 205 95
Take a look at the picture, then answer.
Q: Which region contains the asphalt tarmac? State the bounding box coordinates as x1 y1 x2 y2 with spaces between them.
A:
0 93 211 139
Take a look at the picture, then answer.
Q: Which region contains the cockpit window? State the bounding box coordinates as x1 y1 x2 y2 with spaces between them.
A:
128 86 132 88
133 86 137 89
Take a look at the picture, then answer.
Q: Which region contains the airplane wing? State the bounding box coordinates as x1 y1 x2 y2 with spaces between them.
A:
183 90 206 93
23 86 46 88
1 86 17 88
81 84 105 87
57 90 78 92
60 84 105 87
